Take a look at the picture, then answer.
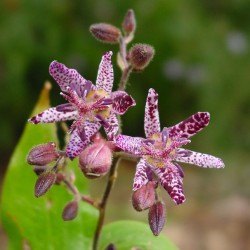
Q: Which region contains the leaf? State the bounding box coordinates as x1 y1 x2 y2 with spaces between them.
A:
1 82 98 250
99 220 178 250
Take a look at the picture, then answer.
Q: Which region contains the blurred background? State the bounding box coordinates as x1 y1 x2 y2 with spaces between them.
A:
0 0 250 249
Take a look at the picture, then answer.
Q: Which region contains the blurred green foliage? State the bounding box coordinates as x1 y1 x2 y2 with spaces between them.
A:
1 0 250 183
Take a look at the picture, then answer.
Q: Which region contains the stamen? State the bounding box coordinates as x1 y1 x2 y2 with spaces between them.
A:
177 149 192 157
81 80 93 98
173 162 184 178
100 98 113 106
56 103 76 112
95 114 110 128
70 82 82 98
143 139 154 145
79 127 86 141
161 127 169 143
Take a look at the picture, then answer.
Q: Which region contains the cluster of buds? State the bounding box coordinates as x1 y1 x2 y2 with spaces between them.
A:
132 181 166 236
27 142 81 221
26 142 61 197
90 9 155 72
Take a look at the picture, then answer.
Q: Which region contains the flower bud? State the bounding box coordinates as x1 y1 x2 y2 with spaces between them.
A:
122 9 136 35
148 201 166 236
90 23 121 44
104 243 117 250
62 200 78 221
129 44 155 70
132 181 156 211
34 171 56 197
33 166 47 176
27 142 59 166
79 140 112 179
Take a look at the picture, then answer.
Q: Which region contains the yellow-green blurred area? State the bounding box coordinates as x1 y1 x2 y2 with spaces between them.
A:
0 0 250 249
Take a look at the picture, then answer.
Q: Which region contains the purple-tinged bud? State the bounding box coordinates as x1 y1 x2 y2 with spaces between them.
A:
132 181 156 211
33 166 47 176
55 172 65 184
148 201 166 236
62 200 78 221
105 243 117 250
79 140 112 179
129 44 155 70
90 23 121 44
27 142 59 166
35 171 56 197
122 9 136 35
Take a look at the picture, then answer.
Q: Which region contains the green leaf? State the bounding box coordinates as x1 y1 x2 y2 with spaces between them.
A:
99 220 178 250
1 82 98 250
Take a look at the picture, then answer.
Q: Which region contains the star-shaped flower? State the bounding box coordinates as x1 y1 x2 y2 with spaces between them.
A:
29 51 136 159
115 88 224 205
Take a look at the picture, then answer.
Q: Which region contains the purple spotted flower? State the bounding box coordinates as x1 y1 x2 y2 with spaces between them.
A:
29 51 135 159
115 88 224 205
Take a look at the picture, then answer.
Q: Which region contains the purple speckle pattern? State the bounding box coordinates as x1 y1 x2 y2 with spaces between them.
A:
153 164 186 205
133 158 149 191
49 61 87 92
176 149 225 168
144 88 160 138
104 113 119 140
169 112 210 139
115 134 144 156
28 108 78 124
96 51 113 94
111 91 136 115
66 121 101 159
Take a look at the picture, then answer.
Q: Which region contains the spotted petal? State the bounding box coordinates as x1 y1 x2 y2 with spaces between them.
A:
111 91 136 115
66 121 101 159
133 158 151 191
115 135 144 156
168 112 210 139
104 113 119 140
153 164 185 205
144 88 161 138
49 61 87 92
28 107 78 124
175 149 225 168
96 51 113 94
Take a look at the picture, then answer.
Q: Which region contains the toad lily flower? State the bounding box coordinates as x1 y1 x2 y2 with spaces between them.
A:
29 51 135 159
115 88 224 205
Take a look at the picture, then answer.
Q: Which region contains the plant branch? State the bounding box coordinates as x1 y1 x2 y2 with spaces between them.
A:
92 156 120 250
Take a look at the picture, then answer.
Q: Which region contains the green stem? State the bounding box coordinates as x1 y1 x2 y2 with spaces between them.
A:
92 156 120 250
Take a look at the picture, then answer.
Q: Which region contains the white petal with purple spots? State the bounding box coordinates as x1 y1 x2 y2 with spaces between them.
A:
168 112 210 139
49 61 87 92
115 135 144 156
66 121 101 159
153 164 185 205
133 158 150 191
144 88 161 137
104 113 119 140
175 149 225 168
28 108 78 124
96 51 114 94
111 91 136 115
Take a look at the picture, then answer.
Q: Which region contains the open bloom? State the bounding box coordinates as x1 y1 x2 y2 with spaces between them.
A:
29 51 135 159
115 88 224 205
